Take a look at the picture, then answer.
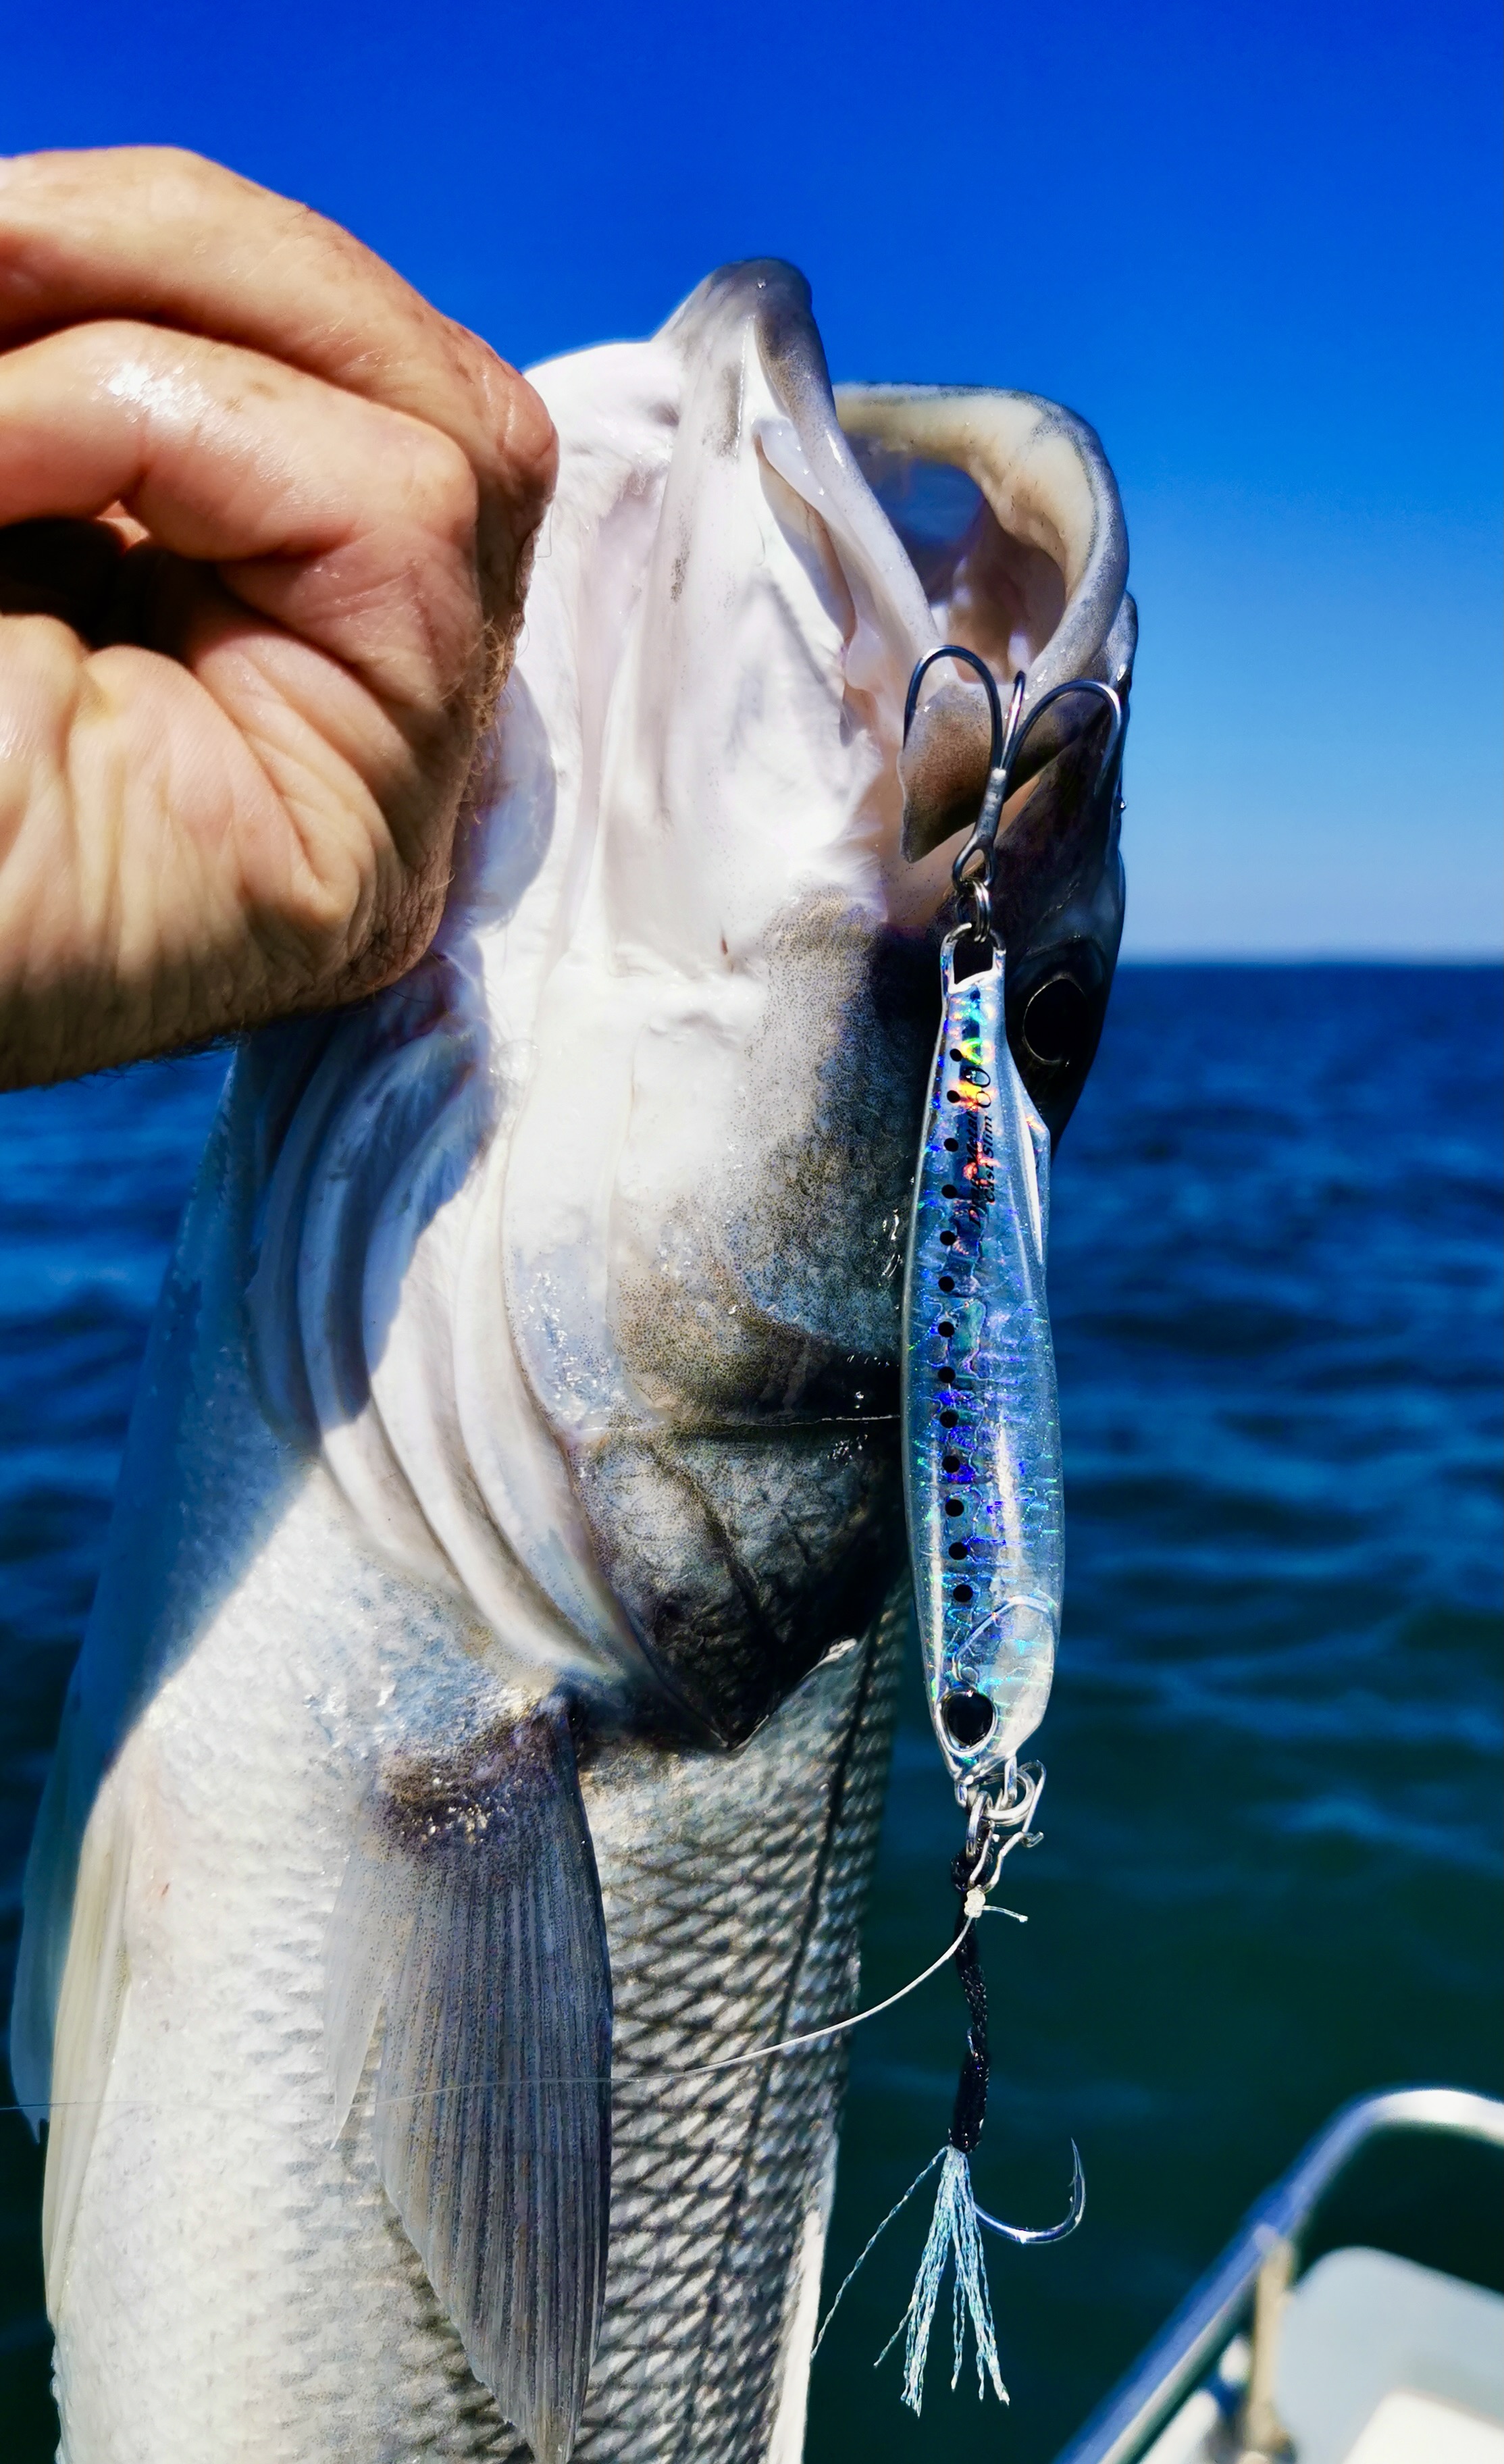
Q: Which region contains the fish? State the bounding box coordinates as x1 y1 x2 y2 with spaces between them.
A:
11 259 1134 2463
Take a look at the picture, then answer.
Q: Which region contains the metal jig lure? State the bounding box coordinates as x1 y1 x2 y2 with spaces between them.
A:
903 643 1123 1820
884 644 1122 2409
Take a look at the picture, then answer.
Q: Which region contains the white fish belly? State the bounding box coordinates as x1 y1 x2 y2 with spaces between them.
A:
51 1466 511 2463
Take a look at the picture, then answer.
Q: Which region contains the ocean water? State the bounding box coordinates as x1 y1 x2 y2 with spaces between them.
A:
0 965 1499 2459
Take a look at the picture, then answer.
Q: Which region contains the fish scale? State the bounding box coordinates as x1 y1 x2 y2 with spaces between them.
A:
577 1595 902 2459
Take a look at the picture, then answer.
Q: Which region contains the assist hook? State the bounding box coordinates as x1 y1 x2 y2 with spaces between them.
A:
975 2139 1086 2245
903 646 1125 943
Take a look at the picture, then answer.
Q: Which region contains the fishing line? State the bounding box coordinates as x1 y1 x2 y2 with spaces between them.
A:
0 1908 1033 2125
663 1905 1024 2080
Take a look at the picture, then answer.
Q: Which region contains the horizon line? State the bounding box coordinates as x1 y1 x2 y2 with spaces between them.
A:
1116 949 1503 967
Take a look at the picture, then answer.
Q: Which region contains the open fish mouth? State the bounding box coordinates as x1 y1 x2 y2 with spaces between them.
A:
244 255 1134 1748
15 259 1132 2464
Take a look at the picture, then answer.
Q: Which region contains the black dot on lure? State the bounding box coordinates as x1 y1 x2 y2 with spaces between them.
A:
940 1687 996 1749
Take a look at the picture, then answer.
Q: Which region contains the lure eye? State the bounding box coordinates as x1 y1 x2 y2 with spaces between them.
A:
939 1410 958 1428
938 1275 955 1292
939 1230 956 1246
944 1499 964 1517
940 1688 995 1750
948 1541 968 1560
937 1321 955 1338
954 1583 974 1604
941 1185 959 1198
943 1453 961 1472
943 1139 958 1152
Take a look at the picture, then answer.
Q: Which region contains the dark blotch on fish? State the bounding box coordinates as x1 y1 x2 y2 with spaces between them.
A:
377 1705 579 1864
572 1425 903 1744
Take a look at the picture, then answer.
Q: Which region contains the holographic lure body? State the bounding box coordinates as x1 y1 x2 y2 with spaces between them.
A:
902 929 1061 1795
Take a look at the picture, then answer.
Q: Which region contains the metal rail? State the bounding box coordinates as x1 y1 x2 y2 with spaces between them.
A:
1052 2086 1504 2464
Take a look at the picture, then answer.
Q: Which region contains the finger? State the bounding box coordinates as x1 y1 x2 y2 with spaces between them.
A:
0 147 556 601
0 606 416 1085
0 319 484 728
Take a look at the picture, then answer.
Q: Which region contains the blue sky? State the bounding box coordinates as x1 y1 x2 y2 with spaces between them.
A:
5 0 1500 952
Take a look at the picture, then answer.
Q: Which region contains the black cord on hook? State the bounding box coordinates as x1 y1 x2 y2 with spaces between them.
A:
948 1848 990 2158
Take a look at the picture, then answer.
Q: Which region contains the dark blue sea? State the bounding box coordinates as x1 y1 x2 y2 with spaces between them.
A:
1 965 1500 2460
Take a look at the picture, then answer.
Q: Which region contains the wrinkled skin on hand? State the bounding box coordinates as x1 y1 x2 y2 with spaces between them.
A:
0 147 557 1088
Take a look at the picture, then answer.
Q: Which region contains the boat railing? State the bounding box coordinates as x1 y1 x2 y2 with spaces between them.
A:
1052 2084 1504 2464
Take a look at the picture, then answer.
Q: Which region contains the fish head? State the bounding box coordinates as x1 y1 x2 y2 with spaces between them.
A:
253 261 1133 1747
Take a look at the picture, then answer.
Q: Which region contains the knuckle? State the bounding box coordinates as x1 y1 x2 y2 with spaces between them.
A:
500 371 559 501
284 848 440 1001
400 423 481 542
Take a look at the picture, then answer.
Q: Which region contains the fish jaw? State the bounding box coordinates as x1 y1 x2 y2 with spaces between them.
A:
465 274 1129 1737
837 380 1135 1141
232 259 1132 1753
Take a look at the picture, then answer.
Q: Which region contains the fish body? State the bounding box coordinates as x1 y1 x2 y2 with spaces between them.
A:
903 933 1059 1787
13 262 1133 2461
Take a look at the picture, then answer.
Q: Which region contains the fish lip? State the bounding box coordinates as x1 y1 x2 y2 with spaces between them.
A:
831 374 1133 1142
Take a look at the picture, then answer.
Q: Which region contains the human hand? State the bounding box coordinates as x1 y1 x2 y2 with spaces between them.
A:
0 147 556 1088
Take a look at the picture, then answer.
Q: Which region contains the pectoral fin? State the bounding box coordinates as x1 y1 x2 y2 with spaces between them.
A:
326 1696 611 2464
